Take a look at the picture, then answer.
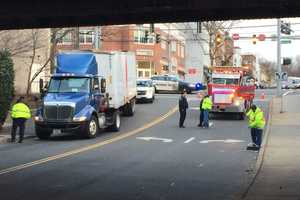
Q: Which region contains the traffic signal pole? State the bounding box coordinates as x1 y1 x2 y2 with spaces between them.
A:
277 18 282 97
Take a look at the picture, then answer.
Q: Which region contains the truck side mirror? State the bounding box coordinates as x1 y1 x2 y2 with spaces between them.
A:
101 78 106 93
39 79 48 98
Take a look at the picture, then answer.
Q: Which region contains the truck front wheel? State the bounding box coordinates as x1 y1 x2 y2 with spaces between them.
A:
35 125 53 140
83 116 99 139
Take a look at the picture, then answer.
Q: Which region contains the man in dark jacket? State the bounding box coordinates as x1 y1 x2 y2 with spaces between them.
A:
179 90 189 128
198 93 204 127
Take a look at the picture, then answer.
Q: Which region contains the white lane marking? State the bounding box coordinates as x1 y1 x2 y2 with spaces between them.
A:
224 139 245 143
184 137 195 144
190 107 200 110
200 140 224 144
136 137 173 143
200 139 245 144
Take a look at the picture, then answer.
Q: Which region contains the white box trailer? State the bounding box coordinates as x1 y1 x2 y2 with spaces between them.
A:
95 51 137 110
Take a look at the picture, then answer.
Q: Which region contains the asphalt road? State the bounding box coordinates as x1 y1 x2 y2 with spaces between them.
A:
0 91 274 200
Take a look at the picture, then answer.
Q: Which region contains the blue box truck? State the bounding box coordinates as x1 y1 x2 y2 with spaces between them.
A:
34 51 137 139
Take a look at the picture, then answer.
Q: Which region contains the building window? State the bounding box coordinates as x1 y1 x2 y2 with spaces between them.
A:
80 30 94 44
57 31 72 44
134 30 154 44
145 71 150 78
137 61 151 69
177 44 181 57
138 71 143 78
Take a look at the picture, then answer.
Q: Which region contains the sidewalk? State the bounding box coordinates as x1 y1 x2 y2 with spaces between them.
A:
244 95 300 200
0 115 35 143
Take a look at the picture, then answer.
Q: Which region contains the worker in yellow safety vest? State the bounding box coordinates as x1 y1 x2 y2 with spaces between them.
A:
246 104 265 148
201 94 213 128
10 96 31 143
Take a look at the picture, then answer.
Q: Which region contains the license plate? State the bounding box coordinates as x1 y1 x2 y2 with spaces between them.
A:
53 129 61 134
219 105 226 109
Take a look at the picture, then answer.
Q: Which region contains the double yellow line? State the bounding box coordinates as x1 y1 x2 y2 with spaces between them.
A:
0 106 178 175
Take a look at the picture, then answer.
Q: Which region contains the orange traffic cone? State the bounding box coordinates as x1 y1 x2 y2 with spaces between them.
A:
260 92 265 100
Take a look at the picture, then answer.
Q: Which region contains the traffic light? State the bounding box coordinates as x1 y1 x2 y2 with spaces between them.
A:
144 30 149 42
155 34 161 43
150 24 155 33
281 21 291 35
215 33 222 46
252 34 257 45
283 58 292 65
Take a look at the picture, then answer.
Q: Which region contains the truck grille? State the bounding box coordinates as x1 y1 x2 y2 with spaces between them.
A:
44 105 74 121
214 94 232 104
137 91 146 95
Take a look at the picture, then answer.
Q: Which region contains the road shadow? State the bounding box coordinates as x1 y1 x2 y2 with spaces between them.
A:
210 113 245 121
44 129 118 142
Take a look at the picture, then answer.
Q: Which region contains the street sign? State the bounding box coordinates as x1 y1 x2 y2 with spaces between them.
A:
258 34 266 41
281 39 292 44
275 72 288 81
232 33 240 40
282 72 288 81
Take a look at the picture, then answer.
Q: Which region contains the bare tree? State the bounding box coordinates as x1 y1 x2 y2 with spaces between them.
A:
27 28 74 94
259 58 276 83
200 21 235 67
0 30 35 57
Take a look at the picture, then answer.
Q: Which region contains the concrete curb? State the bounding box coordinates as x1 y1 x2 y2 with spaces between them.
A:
239 97 274 199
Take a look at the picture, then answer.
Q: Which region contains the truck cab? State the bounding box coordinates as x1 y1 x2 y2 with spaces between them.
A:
208 67 256 119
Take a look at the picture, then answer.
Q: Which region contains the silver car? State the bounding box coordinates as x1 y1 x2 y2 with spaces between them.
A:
151 75 179 93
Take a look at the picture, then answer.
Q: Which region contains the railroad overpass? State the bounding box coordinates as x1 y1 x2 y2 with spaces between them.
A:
1 0 300 29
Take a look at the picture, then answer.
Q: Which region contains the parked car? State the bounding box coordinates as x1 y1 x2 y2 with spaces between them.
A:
178 80 196 94
151 75 179 93
151 75 196 94
136 79 155 103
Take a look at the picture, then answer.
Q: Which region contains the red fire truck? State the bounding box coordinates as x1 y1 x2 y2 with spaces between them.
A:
208 66 256 119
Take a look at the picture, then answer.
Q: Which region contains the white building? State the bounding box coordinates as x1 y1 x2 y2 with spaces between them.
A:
233 47 242 67
182 22 210 83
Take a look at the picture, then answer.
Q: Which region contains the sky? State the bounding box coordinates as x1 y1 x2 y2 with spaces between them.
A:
230 18 300 62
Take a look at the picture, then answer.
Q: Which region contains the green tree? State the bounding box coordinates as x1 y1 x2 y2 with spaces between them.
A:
0 50 14 128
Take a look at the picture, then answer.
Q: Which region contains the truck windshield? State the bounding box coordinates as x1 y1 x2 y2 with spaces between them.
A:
137 80 152 87
212 78 239 85
48 77 90 93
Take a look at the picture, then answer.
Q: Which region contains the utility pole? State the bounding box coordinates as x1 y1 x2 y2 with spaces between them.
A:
167 23 171 74
74 27 80 49
94 26 100 50
277 19 282 97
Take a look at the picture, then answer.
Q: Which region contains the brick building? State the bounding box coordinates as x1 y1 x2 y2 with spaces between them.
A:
56 25 186 79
